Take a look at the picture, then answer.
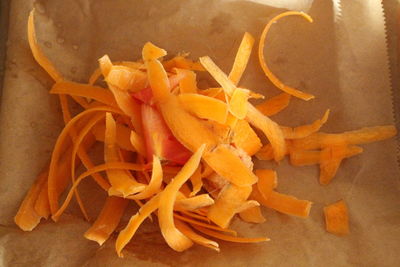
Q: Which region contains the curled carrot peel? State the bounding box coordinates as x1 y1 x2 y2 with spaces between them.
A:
158 144 205 252
258 11 314 100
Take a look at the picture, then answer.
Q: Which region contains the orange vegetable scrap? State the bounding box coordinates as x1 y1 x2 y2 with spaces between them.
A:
15 9 396 257
324 200 349 235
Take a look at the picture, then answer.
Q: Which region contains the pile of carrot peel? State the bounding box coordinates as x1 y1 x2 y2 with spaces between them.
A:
15 10 397 255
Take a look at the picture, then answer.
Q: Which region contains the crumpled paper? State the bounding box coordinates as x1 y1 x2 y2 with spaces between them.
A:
0 0 399 266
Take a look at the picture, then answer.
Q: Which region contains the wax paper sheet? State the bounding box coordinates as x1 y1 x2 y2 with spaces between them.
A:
0 0 399 266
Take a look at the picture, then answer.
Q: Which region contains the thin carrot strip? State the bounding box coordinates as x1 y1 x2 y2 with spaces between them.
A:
175 219 220 252
203 145 257 186
48 107 119 214
173 213 236 235
258 11 314 100
229 32 255 85
256 93 291 116
191 225 269 243
324 200 349 235
179 210 211 223
104 113 145 197
291 126 397 150
70 113 105 192
14 168 48 231
174 194 214 211
28 10 62 82
116 194 161 257
125 156 163 200
246 105 286 161
281 109 330 139
158 145 205 252
91 122 136 152
256 189 312 218
50 81 117 107
33 180 50 219
84 196 129 245
289 145 363 166
47 106 122 215
51 162 146 221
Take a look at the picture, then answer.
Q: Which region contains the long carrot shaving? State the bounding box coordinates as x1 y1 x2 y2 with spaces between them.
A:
256 93 291 116
175 219 220 251
289 145 363 166
33 180 51 219
229 32 255 85
191 225 269 243
126 156 163 200
84 196 129 245
104 113 145 197
291 126 397 150
203 145 257 186
246 105 286 161
258 11 314 100
173 213 236 235
174 194 214 211
158 144 205 252
324 200 349 235
70 113 105 190
50 81 117 107
281 109 330 139
189 166 203 197
178 93 228 124
14 168 49 231
179 210 211 223
116 194 161 257
28 10 62 82
91 122 137 152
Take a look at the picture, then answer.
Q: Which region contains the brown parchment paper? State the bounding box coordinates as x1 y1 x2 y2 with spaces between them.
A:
1 0 399 266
